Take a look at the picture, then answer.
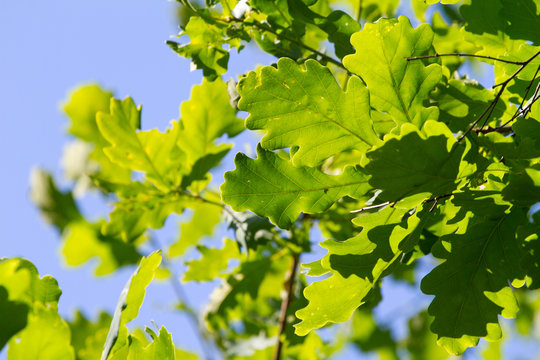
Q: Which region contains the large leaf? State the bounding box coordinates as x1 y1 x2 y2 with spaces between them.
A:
501 0 540 45
221 145 371 229
238 58 381 167
343 16 442 128
364 121 476 202
295 204 434 335
8 304 75 360
421 209 526 354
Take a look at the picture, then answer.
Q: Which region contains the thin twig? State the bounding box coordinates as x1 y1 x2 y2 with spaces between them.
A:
458 49 540 141
350 202 390 213
273 254 299 360
473 125 513 134
406 53 527 65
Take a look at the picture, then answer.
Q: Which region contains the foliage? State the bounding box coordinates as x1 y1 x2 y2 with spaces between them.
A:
4 0 540 359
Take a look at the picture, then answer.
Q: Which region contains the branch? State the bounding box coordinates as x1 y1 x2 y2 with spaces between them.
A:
350 201 390 213
273 253 299 360
458 49 540 142
473 125 513 134
406 53 527 65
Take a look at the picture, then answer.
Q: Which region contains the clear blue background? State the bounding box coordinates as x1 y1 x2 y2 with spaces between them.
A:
0 1 538 359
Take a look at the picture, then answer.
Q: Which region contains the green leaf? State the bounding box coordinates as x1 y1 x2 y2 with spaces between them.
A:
62 221 140 275
184 238 240 282
63 85 131 184
295 205 410 335
178 78 243 165
68 311 112 360
287 1 360 59
421 210 526 354
405 311 450 360
221 145 371 229
224 210 274 251
0 258 62 307
501 0 540 45
97 98 186 191
8 303 75 360
168 16 239 80
29 168 82 232
365 121 476 202
238 58 381 167
102 252 162 360
168 194 223 257
127 327 176 360
343 16 442 128
0 287 27 351
98 181 193 242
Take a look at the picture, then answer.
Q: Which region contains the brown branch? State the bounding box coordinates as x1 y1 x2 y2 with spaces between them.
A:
473 125 514 134
406 53 527 65
458 49 540 142
273 254 299 360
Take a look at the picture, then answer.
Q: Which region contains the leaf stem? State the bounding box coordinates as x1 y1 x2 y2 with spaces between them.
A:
273 253 299 360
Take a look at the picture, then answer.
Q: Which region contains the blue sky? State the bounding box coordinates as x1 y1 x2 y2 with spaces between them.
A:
1 1 538 359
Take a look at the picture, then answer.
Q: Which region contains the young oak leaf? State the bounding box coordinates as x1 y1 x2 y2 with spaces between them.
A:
343 16 442 128
178 77 244 165
221 145 371 229
238 58 382 167
97 98 186 191
421 210 527 355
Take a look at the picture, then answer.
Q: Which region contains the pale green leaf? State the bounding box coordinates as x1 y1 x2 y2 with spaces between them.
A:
62 221 140 275
102 252 162 360
168 194 223 257
238 58 381 167
8 304 75 360
221 145 371 229
183 238 240 282
97 98 186 190
68 311 112 360
127 327 176 360
178 78 243 165
343 16 442 128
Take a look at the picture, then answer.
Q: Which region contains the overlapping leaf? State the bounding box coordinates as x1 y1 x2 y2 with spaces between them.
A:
97 98 185 191
343 16 442 128
365 121 476 202
238 58 381 167
295 204 435 335
221 145 371 229
421 206 526 354
178 78 243 165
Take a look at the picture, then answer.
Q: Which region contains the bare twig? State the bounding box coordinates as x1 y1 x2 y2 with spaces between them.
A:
458 49 540 141
406 53 527 65
273 254 299 360
350 201 390 213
